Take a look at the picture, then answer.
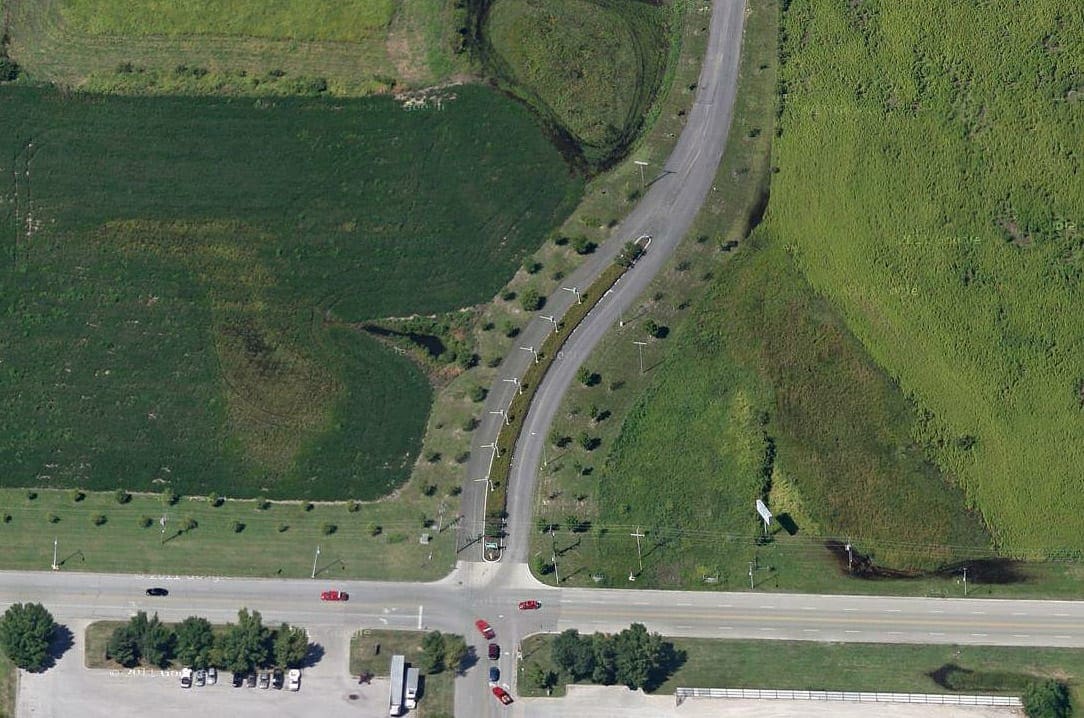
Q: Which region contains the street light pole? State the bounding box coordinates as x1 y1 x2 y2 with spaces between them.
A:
473 478 493 543
503 377 523 395
482 441 501 459
561 286 582 305
311 545 320 579
51 537 58 571
631 527 645 573
519 345 539 364
633 341 647 374
490 409 511 427
540 314 559 333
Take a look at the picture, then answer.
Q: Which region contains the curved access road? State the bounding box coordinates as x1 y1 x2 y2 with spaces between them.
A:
462 0 751 564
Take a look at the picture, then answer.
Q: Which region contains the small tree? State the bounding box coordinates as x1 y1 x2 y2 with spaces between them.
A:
615 241 645 268
92 514 107 526
0 603 56 672
552 629 594 680
231 521 245 533
107 624 140 668
577 367 592 386
207 492 222 507
420 631 446 673
368 523 382 536
71 489 85 502
1023 679 1071 718
443 634 468 674
273 623 309 669
162 489 178 506
115 489 131 504
322 523 337 535
140 616 175 668
572 236 597 255
175 616 215 668
520 288 544 311
469 385 487 402
218 609 271 675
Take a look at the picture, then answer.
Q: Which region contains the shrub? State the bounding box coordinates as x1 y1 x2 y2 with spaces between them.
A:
1023 679 1071 718
181 517 198 532
72 490 86 503
525 261 543 274
231 521 245 533
304 502 314 512
46 513 59 524
422 484 438 497
26 491 37 501
162 489 178 506
347 501 361 513
277 523 289 533
92 514 107 526
0 57 20 83
368 523 382 536
553 235 570 246
2 514 11 523
501 290 517 302
503 321 520 338
462 416 479 432
322 523 337 535
572 236 597 255
469 386 487 403
520 289 545 311
115 489 132 504
139 516 153 528
425 451 441 463
455 451 471 464
258 498 271 510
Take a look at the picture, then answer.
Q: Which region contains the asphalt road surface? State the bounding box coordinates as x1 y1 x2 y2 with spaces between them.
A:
461 0 749 565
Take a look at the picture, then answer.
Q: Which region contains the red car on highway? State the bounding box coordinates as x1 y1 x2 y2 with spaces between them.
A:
518 600 541 610
475 619 495 639
492 686 513 705
320 590 349 601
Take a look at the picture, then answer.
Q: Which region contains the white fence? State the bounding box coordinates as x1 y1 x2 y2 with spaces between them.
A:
675 687 1021 707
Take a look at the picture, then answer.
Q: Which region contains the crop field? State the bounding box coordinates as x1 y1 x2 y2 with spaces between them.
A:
5 0 463 94
767 0 1084 553
484 0 677 168
0 84 582 499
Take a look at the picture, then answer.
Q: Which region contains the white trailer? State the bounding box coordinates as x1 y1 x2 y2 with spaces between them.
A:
389 654 406 716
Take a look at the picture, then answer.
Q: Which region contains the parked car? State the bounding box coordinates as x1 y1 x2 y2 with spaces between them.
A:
232 672 244 688
475 619 495 639
488 666 500 684
194 669 206 687
180 667 193 689
492 686 514 705
518 600 541 610
258 671 271 689
488 643 500 660
287 668 301 691
206 667 217 685
320 590 349 601
245 673 257 688
145 587 169 597
272 670 284 689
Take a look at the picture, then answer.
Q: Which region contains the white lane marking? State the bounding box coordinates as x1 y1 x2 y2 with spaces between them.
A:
1054 635 1072 639
1013 634 1030 638
760 605 776 609
417 605 423 630
803 629 820 633
885 609 901 613
970 633 988 637
719 604 732 609
719 626 733 630
1012 612 1028 616
887 632 903 635
844 630 860 634
758 627 774 631
929 610 944 614
677 602 693 607
676 625 693 630
929 632 945 636
969 611 985 615
842 608 857 612
1054 613 1071 617
634 602 649 606
801 607 817 611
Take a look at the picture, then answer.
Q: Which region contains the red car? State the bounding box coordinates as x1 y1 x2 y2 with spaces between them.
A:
320 590 349 601
475 619 495 639
492 686 514 705
518 600 541 610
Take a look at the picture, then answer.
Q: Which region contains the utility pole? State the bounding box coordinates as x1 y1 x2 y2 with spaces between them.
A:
503 377 523 395
436 502 447 534
631 527 645 574
490 409 511 427
962 567 968 596
845 542 853 573
540 314 559 333
633 341 647 374
550 527 560 585
748 561 755 589
160 513 168 543
51 537 58 571
561 286 582 305
520 345 539 364
634 160 649 190
311 545 320 579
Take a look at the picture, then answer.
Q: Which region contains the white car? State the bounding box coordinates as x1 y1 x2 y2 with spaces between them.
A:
180 667 193 689
287 668 301 692
206 667 217 685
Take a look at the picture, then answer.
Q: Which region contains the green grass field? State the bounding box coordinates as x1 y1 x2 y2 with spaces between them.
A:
59 0 396 43
5 0 464 95
0 84 581 500
0 488 458 579
484 0 676 168
349 629 453 717
0 652 13 718
519 635 1084 705
765 0 1084 554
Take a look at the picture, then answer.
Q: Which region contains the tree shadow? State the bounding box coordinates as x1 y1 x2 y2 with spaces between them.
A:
301 642 325 669
35 624 75 672
776 513 799 536
460 645 479 674
57 550 85 567
644 641 686 692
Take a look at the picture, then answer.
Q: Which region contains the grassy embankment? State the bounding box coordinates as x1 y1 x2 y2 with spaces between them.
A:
5 0 465 94
532 0 1084 593
0 85 581 503
350 630 454 718
484 0 676 169
768 0 1084 556
0 652 13 718
518 634 1084 706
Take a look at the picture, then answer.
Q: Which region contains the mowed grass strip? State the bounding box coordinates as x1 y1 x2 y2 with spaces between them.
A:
349 629 453 717
767 0 1084 552
59 0 396 43
519 634 1084 703
0 85 581 500
0 489 455 580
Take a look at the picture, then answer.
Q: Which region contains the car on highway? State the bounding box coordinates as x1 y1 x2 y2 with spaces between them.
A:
518 600 541 610
258 671 271 689
320 589 349 601
179 667 193 689
287 668 301 691
145 587 168 597
475 619 495 639
488 666 500 684
488 643 500 660
492 686 513 705
206 667 217 685
232 672 244 688
271 670 284 689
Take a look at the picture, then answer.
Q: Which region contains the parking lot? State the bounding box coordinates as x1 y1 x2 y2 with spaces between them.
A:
16 622 390 718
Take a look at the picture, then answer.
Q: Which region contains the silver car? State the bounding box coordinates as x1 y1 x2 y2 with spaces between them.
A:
194 669 206 687
206 667 217 685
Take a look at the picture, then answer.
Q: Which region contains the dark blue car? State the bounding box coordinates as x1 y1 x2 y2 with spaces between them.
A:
488 666 500 684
